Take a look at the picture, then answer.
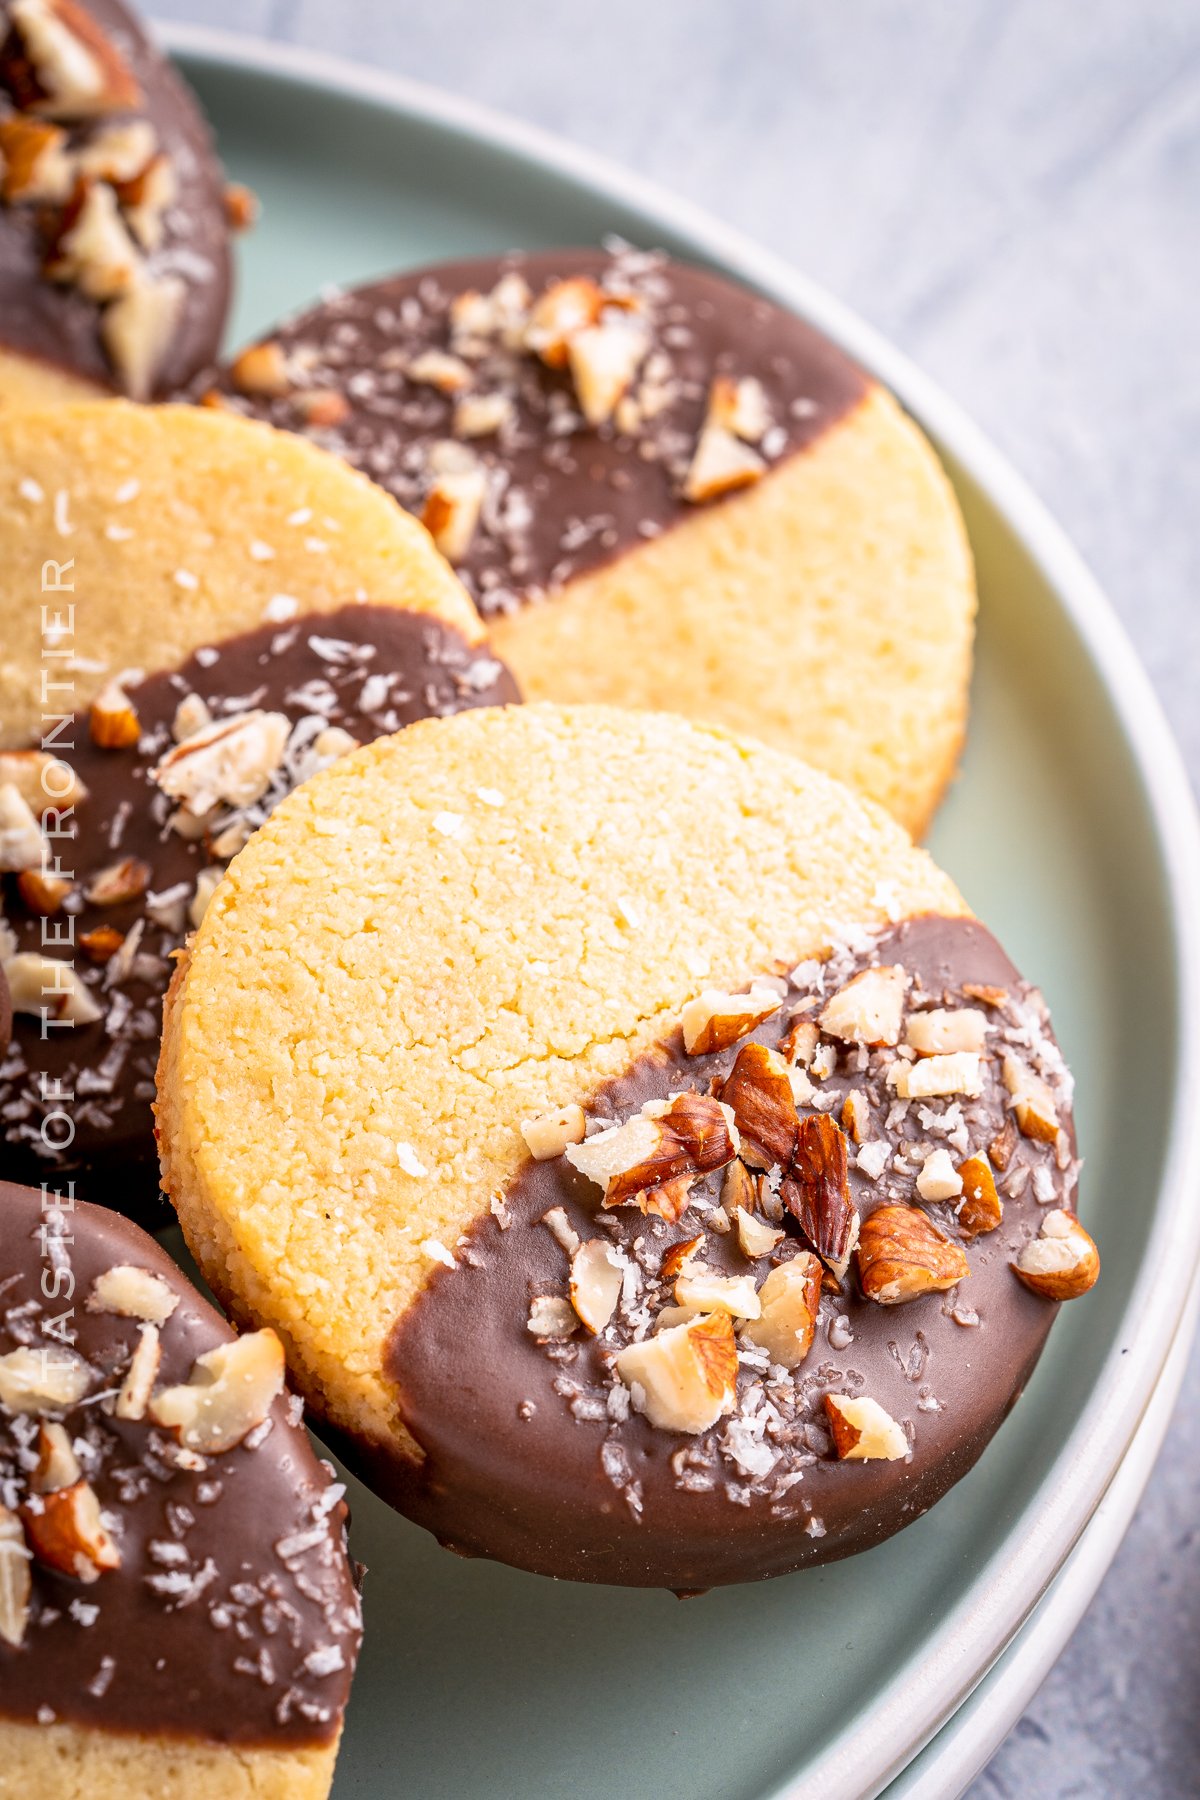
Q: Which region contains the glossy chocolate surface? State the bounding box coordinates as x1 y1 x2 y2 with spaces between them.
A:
0 1180 361 1743
367 915 1081 1589
0 605 519 1221
206 247 870 613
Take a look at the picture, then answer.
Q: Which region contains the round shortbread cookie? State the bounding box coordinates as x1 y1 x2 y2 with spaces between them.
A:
206 248 976 836
0 401 518 1217
0 1180 361 1798
157 706 1097 1589
0 0 233 403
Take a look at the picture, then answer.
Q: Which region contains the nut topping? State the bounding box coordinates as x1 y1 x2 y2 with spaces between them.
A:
527 1295 577 1339
31 1421 80 1494
84 854 150 906
823 1394 908 1462
569 1239 625 1334
673 1267 761 1320
1002 1054 1059 1143
904 1006 988 1057
681 980 782 1055
566 1092 737 1219
0 1505 31 1648
681 421 765 504
734 1207 784 1259
86 1263 179 1325
0 783 45 872
15 868 71 915
229 339 291 396
152 709 290 816
114 1323 161 1421
520 1102 586 1161
21 1479 120 1581
615 1312 738 1434
4 0 141 119
523 275 607 367
915 1146 963 1204
0 749 87 813
0 113 72 201
89 678 141 749
0 1345 92 1414
44 176 141 299
742 1254 822 1369
147 1328 285 1455
819 964 908 1047
956 1156 1003 1236
567 317 647 427
421 459 487 564
101 272 186 401
1012 1209 1099 1300
887 1050 983 1101
718 1040 799 1170
856 1204 970 1305
3 952 103 1024
782 1113 857 1269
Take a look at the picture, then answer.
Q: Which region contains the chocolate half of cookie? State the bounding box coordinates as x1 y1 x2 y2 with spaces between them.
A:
205 245 975 835
0 1181 361 1792
0 0 234 400
0 604 518 1222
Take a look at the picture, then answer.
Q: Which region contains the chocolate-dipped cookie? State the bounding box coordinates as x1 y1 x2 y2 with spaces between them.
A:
157 705 1097 1590
0 0 235 402
0 401 518 1217
0 1180 362 1796
206 247 975 836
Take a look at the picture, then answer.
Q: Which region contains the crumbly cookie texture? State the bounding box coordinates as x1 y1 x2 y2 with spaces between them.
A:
207 246 975 835
157 704 965 1502
0 401 485 747
0 605 517 1216
0 0 236 400
0 1182 361 1797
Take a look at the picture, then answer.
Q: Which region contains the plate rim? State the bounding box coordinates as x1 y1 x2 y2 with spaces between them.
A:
157 24 1200 1797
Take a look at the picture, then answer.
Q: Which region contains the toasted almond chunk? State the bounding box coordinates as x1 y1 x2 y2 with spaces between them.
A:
407 348 473 394
147 1329 285 1454
89 679 140 749
780 1017 820 1067
3 952 102 1024
720 1157 761 1219
114 1323 160 1421
527 1295 577 1339
76 117 156 183
841 1089 870 1144
79 925 123 964
1013 1209 1099 1300
114 150 177 251
86 1263 178 1325
742 1254 822 1368
956 1156 1003 1236
293 387 351 429
539 1207 580 1255
681 981 782 1055
0 114 72 202
230 339 290 396
566 1093 736 1218
422 465 487 564
857 1204 970 1304
0 784 45 872
45 177 140 299
674 1267 761 1320
905 1006 988 1057
524 275 606 367
681 422 765 504
660 1233 705 1280
85 854 150 906
0 750 87 814
707 374 771 443
520 1103 586 1161
171 693 211 743
888 1051 983 1100
16 868 71 914
615 1312 738 1434
101 271 185 400
719 1041 799 1170
963 982 1009 1009
782 1113 857 1269
824 1393 908 1461
223 180 258 230
32 1421 81 1494
819 964 908 1047
0 1506 31 1649
915 1146 963 1203
1002 1054 1059 1142
569 1239 625 1334
21 1480 120 1580
453 391 513 438
153 709 290 816
0 1346 92 1415
735 1207 784 1259
6 0 140 118
567 317 646 426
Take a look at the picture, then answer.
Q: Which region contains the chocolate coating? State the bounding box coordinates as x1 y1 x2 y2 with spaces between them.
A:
0 1180 361 1744
0 605 519 1221
359 915 1081 1589
0 0 231 395
206 247 870 613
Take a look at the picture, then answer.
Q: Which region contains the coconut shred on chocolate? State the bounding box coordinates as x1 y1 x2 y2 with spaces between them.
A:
378 916 1099 1589
206 244 868 611
0 0 234 398
0 605 519 1220
0 1182 361 1741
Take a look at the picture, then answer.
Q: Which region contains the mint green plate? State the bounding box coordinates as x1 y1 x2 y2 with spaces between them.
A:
161 28 1200 1798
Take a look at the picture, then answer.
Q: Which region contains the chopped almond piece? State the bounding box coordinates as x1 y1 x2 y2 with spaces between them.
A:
0 114 72 202
1002 1054 1059 1142
0 749 87 814
31 1421 81 1494
735 1207 784 1259
89 679 140 749
520 1103 586 1161
223 181 258 231
16 868 71 914
681 981 782 1055
783 1114 857 1269
720 1157 761 1218
422 464 487 564
569 1239 624 1334
567 318 646 426
527 1296 577 1339
3 952 102 1024
905 1006 988 1056
888 1051 983 1101
566 1093 737 1218
4 0 141 119
86 1263 178 1324
79 925 123 964
682 423 765 504
707 374 771 443
824 1393 908 1461
819 964 908 1047
0 1506 31 1649
21 1480 120 1581
101 273 185 401
0 783 45 872
841 1089 870 1144
524 275 606 367
85 854 150 906
915 1147 963 1203
956 1156 1003 1236
114 1324 160 1421
857 1204 970 1304
0 1346 92 1414
293 387 351 429
615 1312 738 1434
148 1329 285 1455
153 710 290 816
1013 1209 1099 1300
407 349 472 394
742 1254 822 1368
673 1267 761 1320
44 177 140 300
229 340 290 397
718 1040 799 1169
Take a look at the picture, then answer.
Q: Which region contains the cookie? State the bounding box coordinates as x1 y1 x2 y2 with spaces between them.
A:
157 705 1097 1590
0 401 518 1217
0 1180 362 1797
206 247 975 836
0 0 234 402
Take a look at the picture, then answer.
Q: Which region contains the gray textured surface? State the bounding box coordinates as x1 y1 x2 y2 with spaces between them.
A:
150 3 1200 1793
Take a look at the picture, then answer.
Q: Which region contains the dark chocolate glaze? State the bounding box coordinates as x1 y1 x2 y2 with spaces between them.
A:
357 915 1080 1589
203 247 870 613
0 1181 361 1743
0 0 231 395
0 605 519 1222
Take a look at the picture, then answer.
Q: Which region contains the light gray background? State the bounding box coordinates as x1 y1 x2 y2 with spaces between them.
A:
149 2 1200 1792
